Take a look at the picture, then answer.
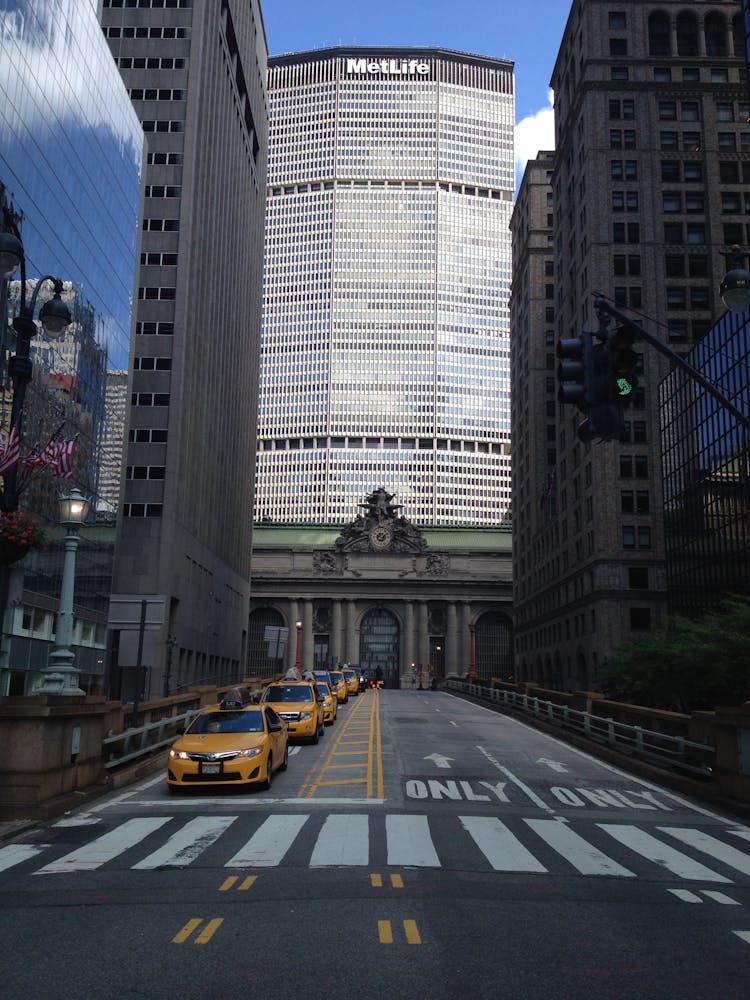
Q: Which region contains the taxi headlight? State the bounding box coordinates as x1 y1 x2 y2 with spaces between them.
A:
238 747 262 759
169 749 189 760
299 711 313 720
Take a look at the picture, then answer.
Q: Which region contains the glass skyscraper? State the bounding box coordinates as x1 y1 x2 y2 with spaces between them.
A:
257 47 514 526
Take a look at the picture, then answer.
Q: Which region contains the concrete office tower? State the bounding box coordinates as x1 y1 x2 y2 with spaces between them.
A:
257 48 514 526
510 0 749 690
100 0 268 697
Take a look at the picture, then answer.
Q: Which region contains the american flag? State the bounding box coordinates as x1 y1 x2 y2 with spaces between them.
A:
51 436 78 479
22 437 57 468
0 425 20 476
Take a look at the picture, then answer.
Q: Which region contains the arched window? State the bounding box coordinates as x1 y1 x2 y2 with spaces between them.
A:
360 608 400 687
648 11 671 57
705 12 727 57
248 606 286 678
676 11 699 56
474 610 514 680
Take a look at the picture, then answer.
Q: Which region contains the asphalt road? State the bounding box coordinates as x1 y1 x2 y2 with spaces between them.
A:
1 688 749 999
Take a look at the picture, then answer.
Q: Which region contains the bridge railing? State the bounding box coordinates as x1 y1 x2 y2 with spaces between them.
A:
445 678 716 779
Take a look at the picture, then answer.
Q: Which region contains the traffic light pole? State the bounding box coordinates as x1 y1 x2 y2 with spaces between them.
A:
594 296 750 434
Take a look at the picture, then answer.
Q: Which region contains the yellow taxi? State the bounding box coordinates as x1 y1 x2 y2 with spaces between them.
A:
328 670 348 704
315 681 338 725
342 667 359 697
261 680 325 743
166 697 288 792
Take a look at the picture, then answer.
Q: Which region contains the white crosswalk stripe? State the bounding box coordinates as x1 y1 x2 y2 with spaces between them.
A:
132 816 237 870
460 816 546 872
224 814 309 868
0 843 48 872
2 814 749 882
524 818 636 877
34 817 171 874
598 823 731 882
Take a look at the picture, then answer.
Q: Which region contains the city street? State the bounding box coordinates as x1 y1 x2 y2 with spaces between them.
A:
1 688 749 999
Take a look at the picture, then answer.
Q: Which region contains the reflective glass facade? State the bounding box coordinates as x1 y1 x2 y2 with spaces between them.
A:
660 310 750 614
258 48 514 526
1 0 142 373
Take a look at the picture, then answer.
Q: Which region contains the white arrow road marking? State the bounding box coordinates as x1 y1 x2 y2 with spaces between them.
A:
423 753 454 768
537 758 568 773
734 931 750 946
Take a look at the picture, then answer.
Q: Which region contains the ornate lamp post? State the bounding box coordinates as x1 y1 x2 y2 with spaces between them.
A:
294 619 303 677
32 488 90 695
1 185 72 513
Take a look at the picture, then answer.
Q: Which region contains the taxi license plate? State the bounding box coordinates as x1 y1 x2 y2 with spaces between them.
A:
201 762 221 775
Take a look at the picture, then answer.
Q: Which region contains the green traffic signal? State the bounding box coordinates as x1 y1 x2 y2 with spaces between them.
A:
616 376 634 397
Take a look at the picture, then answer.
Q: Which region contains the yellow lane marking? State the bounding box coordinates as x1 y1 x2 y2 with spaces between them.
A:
378 920 393 944
195 918 224 944
238 876 257 890
391 874 404 888
299 692 381 798
370 687 384 799
403 920 422 944
220 875 257 892
219 876 237 891
314 778 368 787
370 872 405 889
371 873 383 887
172 919 202 944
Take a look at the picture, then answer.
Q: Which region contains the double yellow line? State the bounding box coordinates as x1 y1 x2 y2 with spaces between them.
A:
297 688 383 798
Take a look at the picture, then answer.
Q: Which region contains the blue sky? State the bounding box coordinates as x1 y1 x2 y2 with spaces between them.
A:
261 0 572 184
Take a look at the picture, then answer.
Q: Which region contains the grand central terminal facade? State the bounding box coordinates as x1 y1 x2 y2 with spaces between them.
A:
248 490 514 687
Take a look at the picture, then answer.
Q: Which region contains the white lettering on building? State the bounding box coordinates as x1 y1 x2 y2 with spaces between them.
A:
346 57 430 76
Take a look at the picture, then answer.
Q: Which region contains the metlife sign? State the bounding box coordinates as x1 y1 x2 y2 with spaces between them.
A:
346 57 430 77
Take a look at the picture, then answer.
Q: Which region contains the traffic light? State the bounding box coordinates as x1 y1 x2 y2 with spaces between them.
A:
606 322 641 402
556 332 593 413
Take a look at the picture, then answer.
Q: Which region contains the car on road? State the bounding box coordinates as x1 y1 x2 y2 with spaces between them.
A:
342 667 359 696
261 680 326 743
166 702 288 792
328 670 348 704
315 681 338 724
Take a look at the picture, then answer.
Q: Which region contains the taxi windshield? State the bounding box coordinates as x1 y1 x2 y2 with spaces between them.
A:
187 711 264 735
329 673 343 682
315 684 330 697
265 685 313 703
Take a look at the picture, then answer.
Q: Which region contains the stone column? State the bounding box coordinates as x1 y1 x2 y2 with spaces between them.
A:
331 600 343 669
418 601 429 672
460 602 472 676
346 599 358 664
446 602 458 677
303 599 314 669
404 602 415 677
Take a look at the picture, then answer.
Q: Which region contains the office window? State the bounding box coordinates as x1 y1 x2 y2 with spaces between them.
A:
609 12 626 29
721 161 740 183
722 192 741 213
610 38 627 56
662 192 681 213
611 67 629 81
660 131 678 150
628 568 649 589
658 101 677 120
666 287 686 308
684 163 703 181
686 224 706 244
711 68 729 83
654 67 671 82
661 161 680 182
682 132 701 151
685 193 704 213
665 254 684 277
681 101 699 121
718 132 737 149
717 103 735 122
688 255 708 277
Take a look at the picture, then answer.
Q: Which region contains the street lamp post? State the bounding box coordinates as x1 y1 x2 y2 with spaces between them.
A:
1 186 72 510
32 488 90 695
294 619 302 677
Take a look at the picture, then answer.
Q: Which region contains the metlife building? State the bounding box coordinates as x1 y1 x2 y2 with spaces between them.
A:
258 47 514 526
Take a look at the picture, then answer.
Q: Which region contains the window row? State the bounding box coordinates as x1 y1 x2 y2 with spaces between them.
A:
141 252 178 266
127 466 166 479
129 89 184 101
147 152 183 165
116 57 185 70
144 185 182 198
136 322 174 335
104 0 191 7
623 526 651 549
123 504 163 518
142 120 184 133
138 287 176 300
131 393 170 406
133 357 172 371
142 219 180 231
102 26 189 38
129 428 168 443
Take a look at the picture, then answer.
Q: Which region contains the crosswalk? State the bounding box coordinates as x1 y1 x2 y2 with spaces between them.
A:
2 813 750 883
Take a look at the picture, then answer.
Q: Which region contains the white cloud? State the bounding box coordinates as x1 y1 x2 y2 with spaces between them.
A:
514 90 555 188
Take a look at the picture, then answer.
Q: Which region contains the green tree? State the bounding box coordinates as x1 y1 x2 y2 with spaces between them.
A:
597 596 750 712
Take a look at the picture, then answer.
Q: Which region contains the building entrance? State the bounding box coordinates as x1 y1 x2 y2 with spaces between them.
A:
359 609 400 688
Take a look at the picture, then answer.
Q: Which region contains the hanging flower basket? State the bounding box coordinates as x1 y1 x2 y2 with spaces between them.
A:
0 511 47 565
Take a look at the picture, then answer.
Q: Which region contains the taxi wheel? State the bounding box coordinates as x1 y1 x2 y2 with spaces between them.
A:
279 744 288 771
309 724 319 745
260 756 273 790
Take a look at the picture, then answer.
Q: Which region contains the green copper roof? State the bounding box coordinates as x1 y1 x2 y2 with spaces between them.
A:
252 523 511 551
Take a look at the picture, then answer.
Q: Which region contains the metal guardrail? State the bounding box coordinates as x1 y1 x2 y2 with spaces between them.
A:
102 708 200 771
446 679 716 779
